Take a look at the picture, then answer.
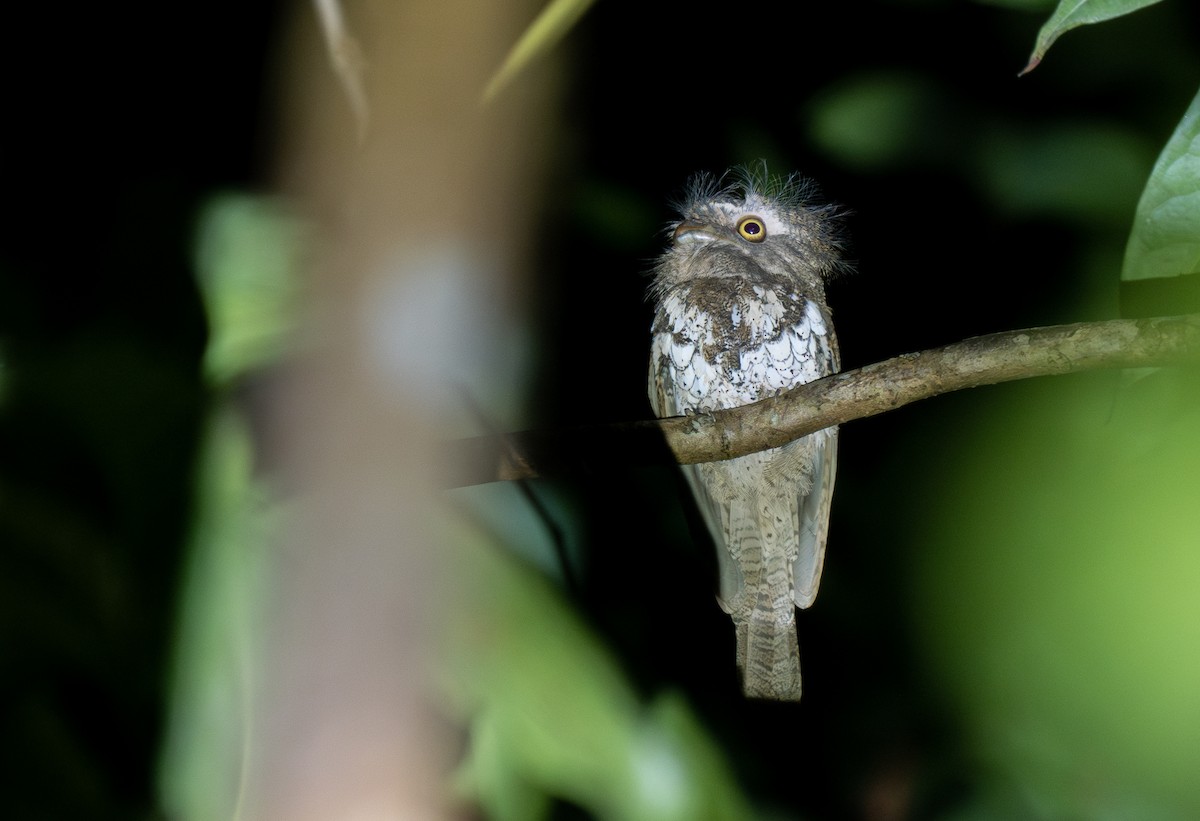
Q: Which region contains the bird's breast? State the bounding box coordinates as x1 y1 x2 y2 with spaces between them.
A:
650 278 835 415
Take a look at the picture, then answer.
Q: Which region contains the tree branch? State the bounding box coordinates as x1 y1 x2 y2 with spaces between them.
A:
447 314 1200 487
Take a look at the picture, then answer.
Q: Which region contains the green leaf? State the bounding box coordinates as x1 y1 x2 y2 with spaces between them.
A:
483 0 597 102
192 193 307 384
1123 88 1200 283
158 409 277 820
1022 0 1165 73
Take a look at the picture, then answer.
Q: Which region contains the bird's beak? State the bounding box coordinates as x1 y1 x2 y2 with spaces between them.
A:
673 221 716 245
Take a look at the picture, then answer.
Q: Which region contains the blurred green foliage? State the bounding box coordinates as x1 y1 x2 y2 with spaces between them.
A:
157 193 300 819
896 4 1200 816
443 519 755 820
192 194 308 385
909 368 1200 818
158 408 272 821
809 72 953 172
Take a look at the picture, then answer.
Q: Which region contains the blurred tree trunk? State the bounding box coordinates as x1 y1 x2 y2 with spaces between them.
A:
245 1 552 816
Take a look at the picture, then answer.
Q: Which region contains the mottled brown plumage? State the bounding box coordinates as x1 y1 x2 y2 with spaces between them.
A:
648 168 847 700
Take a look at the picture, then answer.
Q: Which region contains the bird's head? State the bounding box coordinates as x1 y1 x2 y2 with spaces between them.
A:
652 167 847 298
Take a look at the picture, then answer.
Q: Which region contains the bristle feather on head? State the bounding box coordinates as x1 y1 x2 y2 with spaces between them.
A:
658 163 852 290
677 164 824 213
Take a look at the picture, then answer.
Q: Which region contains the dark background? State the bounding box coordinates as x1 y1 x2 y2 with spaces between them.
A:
2 0 1197 818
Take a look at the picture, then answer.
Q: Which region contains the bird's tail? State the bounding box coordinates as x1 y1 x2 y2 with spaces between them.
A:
735 557 803 701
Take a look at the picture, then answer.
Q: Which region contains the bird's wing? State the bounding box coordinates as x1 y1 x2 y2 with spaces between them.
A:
648 326 749 612
793 429 836 608
794 301 839 607
681 462 746 614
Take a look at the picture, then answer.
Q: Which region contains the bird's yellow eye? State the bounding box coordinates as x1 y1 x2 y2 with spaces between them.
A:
736 215 767 242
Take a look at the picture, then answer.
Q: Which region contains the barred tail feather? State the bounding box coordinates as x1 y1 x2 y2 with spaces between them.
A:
736 606 803 701
735 500 805 701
